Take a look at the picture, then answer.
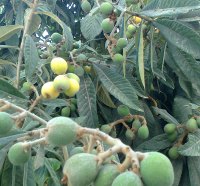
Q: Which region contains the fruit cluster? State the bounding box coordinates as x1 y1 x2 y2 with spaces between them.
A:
164 117 200 160
101 104 150 141
4 112 174 186
41 57 80 99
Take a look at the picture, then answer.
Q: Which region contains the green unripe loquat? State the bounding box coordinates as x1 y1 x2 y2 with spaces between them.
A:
94 164 120 186
132 118 141 130
22 82 32 92
101 18 114 33
71 98 77 105
61 106 71 117
112 171 143 186
140 152 174 186
53 75 70 92
168 146 180 159
186 118 198 132
66 73 80 83
126 31 132 39
196 117 200 127
117 105 130 116
127 24 136 34
116 38 128 49
167 131 178 142
0 112 15 135
84 65 91 73
81 0 91 13
46 117 79 146
74 66 85 77
100 2 113 16
67 64 75 73
164 123 176 134
137 125 149 139
125 129 135 141
70 146 84 156
8 142 31 165
63 153 99 186
70 103 76 112
51 32 62 44
113 53 124 63
100 124 112 134
77 54 87 63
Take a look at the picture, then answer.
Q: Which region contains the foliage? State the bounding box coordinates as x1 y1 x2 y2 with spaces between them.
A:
0 0 200 185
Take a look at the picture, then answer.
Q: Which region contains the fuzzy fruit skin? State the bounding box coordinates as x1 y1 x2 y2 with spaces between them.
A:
113 53 124 63
140 152 174 186
51 32 62 43
168 146 180 159
116 38 128 49
63 153 99 186
186 118 198 132
100 124 112 134
132 119 141 130
66 73 80 83
70 147 84 156
46 117 79 146
127 24 136 34
138 125 149 139
77 54 87 63
0 112 15 135
41 81 60 99
64 78 80 97
53 75 70 92
112 171 143 186
101 18 114 33
61 106 71 117
81 0 91 13
125 129 135 140
100 2 113 15
8 142 30 165
22 82 32 91
126 31 132 39
94 164 120 186
70 103 76 112
164 123 176 134
117 105 130 116
50 57 68 75
167 131 178 142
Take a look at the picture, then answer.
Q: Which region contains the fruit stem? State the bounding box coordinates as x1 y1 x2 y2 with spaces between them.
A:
0 103 11 112
16 0 39 89
62 146 69 161
0 99 47 125
26 137 46 147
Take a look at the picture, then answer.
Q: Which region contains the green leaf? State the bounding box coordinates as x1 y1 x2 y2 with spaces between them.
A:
93 64 142 112
23 160 36 186
36 11 73 50
168 45 200 86
153 19 200 58
136 134 171 151
187 157 200 186
80 13 103 40
24 35 40 80
44 158 60 186
24 9 41 35
152 107 179 124
137 23 145 89
178 130 200 156
173 96 192 123
0 79 26 99
0 25 23 42
143 0 200 10
171 159 183 186
97 85 116 108
77 75 98 128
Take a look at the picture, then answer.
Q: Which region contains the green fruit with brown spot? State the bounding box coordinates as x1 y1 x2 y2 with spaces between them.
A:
63 153 99 186
46 117 79 146
140 152 174 186
0 112 15 135
112 171 143 186
94 164 120 186
8 142 31 165
53 75 70 92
